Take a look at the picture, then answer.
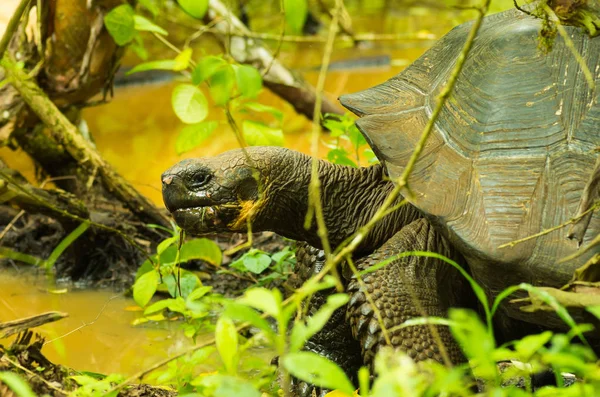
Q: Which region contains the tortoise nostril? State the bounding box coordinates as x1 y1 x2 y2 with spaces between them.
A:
162 175 175 185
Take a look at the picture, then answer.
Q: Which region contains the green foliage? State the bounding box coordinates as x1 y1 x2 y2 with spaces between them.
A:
45 221 90 270
283 352 355 395
283 0 308 34
228 246 295 285
0 372 36 397
323 113 377 167
177 0 209 19
0 221 90 270
242 120 284 146
172 84 209 124
216 317 239 374
70 373 125 397
176 121 219 155
104 5 136 46
232 65 263 99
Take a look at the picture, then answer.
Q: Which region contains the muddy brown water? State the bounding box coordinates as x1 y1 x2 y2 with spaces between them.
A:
0 1 514 378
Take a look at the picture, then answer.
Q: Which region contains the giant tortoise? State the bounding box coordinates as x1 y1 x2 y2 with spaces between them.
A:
162 6 600 380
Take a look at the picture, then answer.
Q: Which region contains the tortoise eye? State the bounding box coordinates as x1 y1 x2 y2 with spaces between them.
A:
189 171 211 189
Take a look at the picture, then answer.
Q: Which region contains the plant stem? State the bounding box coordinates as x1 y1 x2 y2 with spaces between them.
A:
0 0 30 59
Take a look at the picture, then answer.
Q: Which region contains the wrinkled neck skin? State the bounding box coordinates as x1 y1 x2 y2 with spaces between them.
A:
253 148 421 254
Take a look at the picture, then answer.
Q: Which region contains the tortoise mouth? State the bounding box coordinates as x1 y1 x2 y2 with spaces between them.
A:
171 204 240 235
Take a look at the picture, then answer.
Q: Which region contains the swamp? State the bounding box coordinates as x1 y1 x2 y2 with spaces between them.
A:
1 0 600 396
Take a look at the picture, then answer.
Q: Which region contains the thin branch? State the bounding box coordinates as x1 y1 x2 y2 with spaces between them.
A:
0 0 30 58
498 200 600 249
543 4 596 93
1 357 67 395
305 0 342 291
0 311 68 338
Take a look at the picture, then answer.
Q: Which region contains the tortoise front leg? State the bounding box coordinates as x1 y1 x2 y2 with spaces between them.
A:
289 244 363 397
345 218 471 367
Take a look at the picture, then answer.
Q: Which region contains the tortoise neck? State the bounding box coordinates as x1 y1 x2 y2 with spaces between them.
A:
256 149 421 253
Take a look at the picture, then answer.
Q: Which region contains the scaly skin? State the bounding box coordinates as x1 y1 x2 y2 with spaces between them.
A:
161 146 420 253
162 147 473 393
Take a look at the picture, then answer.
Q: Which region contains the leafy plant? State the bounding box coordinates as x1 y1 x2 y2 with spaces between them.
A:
323 113 378 167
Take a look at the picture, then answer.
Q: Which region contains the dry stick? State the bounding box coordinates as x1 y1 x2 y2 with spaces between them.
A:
0 0 30 58
0 311 68 338
44 296 120 346
210 28 436 43
499 201 600 249
1 357 67 395
261 0 286 78
0 209 25 241
543 4 596 92
0 56 171 229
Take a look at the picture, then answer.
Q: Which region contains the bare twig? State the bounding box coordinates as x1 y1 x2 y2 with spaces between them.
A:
1 357 67 395
0 0 30 58
499 200 600 249
542 4 596 93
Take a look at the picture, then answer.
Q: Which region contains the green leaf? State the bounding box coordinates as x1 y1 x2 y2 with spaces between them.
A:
138 0 159 17
191 374 260 397
143 298 174 315
449 308 497 382
133 269 159 307
126 60 177 75
239 288 281 318
104 4 136 46
45 221 90 270
187 286 213 302
283 0 308 34
233 65 262 99
0 372 36 397
180 237 222 266
243 102 283 122
290 293 349 352
157 235 178 256
133 15 168 35
242 120 284 146
130 35 148 60
177 0 209 19
514 331 553 361
586 305 600 320
327 148 357 168
175 121 218 155
164 270 200 298
223 302 275 341
174 48 193 71
172 84 209 124
242 250 272 274
283 352 354 395
216 316 239 375
209 66 235 106
192 56 227 85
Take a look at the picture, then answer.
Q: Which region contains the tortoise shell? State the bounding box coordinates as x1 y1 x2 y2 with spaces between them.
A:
340 8 600 319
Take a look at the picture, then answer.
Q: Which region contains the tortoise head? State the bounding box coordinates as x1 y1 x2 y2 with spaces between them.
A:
162 149 267 235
